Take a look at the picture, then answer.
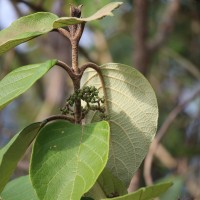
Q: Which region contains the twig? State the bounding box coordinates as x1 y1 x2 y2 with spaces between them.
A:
58 28 71 40
56 60 73 78
144 88 200 185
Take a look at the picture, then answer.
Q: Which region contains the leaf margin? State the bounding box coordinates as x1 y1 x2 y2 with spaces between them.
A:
53 2 123 28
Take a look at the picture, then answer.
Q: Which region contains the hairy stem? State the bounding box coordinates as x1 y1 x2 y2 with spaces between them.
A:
56 60 73 78
73 77 82 124
71 40 79 74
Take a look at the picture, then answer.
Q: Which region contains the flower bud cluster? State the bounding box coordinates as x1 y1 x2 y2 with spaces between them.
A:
61 86 106 120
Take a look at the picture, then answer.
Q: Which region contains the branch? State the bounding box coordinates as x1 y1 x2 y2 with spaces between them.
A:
144 87 200 186
148 0 181 52
58 28 71 40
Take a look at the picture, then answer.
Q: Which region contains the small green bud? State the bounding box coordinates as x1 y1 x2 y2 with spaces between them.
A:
101 98 105 103
68 100 73 106
91 99 96 103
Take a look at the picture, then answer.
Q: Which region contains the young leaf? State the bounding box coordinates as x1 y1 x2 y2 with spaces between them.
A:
0 123 41 193
0 12 58 55
0 59 57 110
81 63 158 186
1 176 38 200
30 121 110 200
102 182 173 200
53 2 123 28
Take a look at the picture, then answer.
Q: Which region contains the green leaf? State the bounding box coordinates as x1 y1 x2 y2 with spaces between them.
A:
0 123 41 193
53 2 123 28
81 63 158 186
98 168 127 197
30 121 110 200
0 59 57 110
86 168 127 200
87 168 127 199
1 176 38 200
102 182 173 200
159 176 183 200
0 12 58 55
73 0 111 16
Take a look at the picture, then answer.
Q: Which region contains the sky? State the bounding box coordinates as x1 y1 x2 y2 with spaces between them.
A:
0 0 18 29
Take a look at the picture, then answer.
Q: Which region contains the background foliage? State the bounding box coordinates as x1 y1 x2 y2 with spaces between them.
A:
0 0 200 199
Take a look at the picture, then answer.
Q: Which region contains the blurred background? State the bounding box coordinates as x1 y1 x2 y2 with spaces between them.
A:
0 0 200 199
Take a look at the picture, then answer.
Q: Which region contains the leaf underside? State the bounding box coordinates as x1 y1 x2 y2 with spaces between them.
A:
30 121 110 200
0 59 57 110
53 2 123 28
81 63 158 186
0 12 58 55
0 123 41 193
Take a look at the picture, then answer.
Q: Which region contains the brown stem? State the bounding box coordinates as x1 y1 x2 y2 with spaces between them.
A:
56 60 82 124
72 78 82 124
71 40 79 74
56 5 86 124
70 23 85 74
57 28 71 40
56 60 74 78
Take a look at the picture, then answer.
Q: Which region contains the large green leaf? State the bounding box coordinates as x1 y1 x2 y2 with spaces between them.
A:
102 182 173 200
30 121 110 200
0 12 58 55
0 59 57 110
0 123 41 193
53 2 123 28
81 63 158 186
1 176 38 200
